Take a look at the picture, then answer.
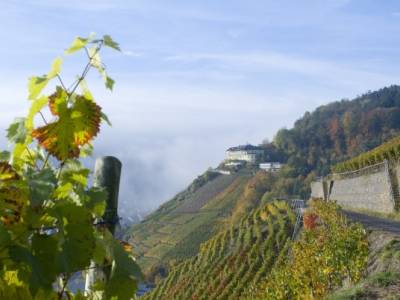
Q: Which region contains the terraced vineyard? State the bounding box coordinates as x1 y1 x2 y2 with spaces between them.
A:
127 170 255 273
143 201 295 300
332 135 400 173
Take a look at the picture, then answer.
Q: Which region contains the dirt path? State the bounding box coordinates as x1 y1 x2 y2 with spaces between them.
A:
343 210 400 235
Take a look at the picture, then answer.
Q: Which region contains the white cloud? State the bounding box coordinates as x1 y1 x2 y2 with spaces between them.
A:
123 50 144 57
165 51 399 91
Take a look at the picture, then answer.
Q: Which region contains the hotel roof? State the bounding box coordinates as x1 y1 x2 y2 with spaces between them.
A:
227 144 263 151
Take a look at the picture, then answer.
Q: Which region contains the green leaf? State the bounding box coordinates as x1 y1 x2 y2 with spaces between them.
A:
105 76 115 91
92 231 107 265
88 47 102 69
0 223 11 245
103 35 121 51
7 118 27 144
85 187 107 217
51 202 95 273
26 167 57 207
80 143 94 157
53 182 73 200
0 151 10 162
79 78 94 101
28 76 48 101
47 57 63 79
26 96 48 131
9 245 51 295
65 37 89 54
59 160 90 187
105 240 141 300
101 112 112 126
27 58 63 101
31 234 58 288
87 47 115 91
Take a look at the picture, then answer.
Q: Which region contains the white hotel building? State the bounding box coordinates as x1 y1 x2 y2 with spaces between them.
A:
226 144 264 163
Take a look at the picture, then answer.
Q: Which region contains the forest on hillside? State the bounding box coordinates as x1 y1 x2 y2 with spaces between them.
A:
261 85 400 199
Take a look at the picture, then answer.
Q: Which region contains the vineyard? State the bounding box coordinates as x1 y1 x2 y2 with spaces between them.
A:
128 170 278 277
253 200 368 299
142 201 295 300
332 135 400 173
128 172 250 274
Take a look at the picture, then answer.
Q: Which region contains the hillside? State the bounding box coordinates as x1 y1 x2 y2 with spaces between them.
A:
127 168 275 277
143 201 295 300
129 85 400 296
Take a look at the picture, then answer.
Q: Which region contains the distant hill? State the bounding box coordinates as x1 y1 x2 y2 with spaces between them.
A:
127 169 276 278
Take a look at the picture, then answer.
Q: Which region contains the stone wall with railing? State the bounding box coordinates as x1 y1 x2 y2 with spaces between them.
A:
311 160 397 214
310 180 325 200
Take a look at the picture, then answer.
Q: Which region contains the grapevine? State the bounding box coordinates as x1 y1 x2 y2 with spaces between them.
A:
0 34 141 299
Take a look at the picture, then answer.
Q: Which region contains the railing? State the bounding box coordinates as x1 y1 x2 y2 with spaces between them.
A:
290 199 305 240
329 161 386 180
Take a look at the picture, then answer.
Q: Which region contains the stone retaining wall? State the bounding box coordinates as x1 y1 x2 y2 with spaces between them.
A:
310 181 325 200
311 161 396 214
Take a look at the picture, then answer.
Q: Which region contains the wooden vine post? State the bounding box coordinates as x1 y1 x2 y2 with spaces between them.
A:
93 156 122 234
85 156 122 294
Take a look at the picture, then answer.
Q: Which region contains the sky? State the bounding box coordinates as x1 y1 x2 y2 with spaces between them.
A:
1 0 400 217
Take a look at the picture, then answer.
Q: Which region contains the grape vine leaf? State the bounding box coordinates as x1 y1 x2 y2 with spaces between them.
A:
32 94 102 161
85 187 107 217
101 112 112 126
31 234 59 289
28 76 48 101
26 168 57 207
0 162 19 181
0 185 27 226
47 57 63 79
103 35 121 51
79 79 94 101
87 47 115 91
9 245 55 296
51 202 95 273
7 118 27 144
88 47 102 69
0 272 33 300
26 96 48 131
104 238 141 300
65 37 90 54
0 151 10 162
58 160 90 187
105 76 115 91
0 223 11 245
28 57 63 100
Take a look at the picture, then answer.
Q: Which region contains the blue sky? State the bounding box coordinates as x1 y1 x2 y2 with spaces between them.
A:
1 0 400 215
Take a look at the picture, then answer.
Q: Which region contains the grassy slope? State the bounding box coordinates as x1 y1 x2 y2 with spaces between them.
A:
143 201 295 300
127 169 260 274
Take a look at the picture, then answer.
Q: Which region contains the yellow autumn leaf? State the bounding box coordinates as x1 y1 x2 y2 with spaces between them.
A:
32 93 101 161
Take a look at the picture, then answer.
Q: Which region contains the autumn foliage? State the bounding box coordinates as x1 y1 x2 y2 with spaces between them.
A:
254 200 368 299
303 212 318 229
